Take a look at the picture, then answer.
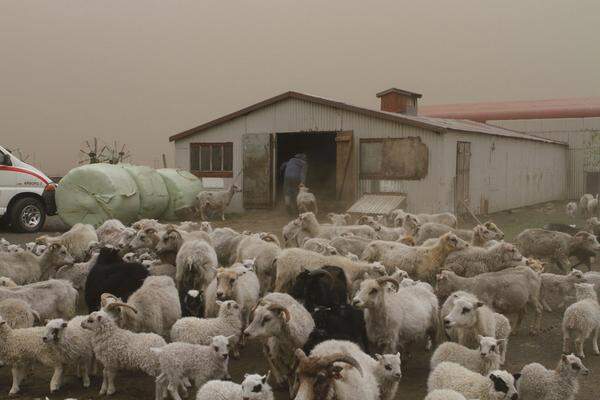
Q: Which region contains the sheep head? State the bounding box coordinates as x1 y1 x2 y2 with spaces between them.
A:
573 231 600 252
42 319 68 343
156 228 183 255
483 221 505 240
352 277 398 309
215 267 249 301
293 349 362 400
241 372 271 400
216 300 242 320
375 352 402 381
128 227 159 251
402 215 420 236
45 243 75 266
443 296 484 329
499 243 522 264
243 302 290 340
559 354 589 377
439 233 469 254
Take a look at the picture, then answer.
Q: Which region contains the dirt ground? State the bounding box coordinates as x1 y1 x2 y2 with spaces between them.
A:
1 201 599 400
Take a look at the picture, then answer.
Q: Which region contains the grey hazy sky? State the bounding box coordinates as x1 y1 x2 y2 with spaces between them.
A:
2 0 599 175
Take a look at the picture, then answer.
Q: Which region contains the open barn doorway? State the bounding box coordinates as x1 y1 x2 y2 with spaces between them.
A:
276 132 338 208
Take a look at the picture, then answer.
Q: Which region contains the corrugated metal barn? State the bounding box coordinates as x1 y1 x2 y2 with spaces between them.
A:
422 98 600 199
170 89 568 215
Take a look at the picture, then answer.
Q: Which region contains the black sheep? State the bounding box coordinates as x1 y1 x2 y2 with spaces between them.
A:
290 265 348 312
84 247 149 312
303 304 370 353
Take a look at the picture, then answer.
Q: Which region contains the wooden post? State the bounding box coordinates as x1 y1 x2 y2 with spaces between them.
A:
162 154 167 168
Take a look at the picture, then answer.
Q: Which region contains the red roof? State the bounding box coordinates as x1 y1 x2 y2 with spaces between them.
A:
420 97 600 122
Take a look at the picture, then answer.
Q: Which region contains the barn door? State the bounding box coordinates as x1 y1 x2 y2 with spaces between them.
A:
336 131 355 201
455 141 471 215
243 133 273 209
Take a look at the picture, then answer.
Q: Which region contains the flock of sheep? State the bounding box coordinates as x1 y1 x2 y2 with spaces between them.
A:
1 195 600 400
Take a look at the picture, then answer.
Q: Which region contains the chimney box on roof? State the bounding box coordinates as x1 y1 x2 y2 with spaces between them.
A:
376 88 422 115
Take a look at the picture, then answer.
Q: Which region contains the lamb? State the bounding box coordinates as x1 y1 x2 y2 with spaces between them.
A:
0 243 74 285
583 271 600 298
430 335 504 375
81 309 166 396
42 316 94 388
352 276 440 355
210 227 247 266
152 336 232 400
24 241 47 255
0 279 78 321
195 372 273 400
0 298 39 328
425 390 469 400
236 234 281 294
566 201 578 219
427 362 519 400
36 223 98 262
302 237 339 256
101 275 182 337
175 238 218 302
328 212 352 226
515 229 600 272
562 282 600 357
116 227 137 251
96 219 128 247
587 194 599 217
443 242 523 277
195 183 241 221
0 316 65 395
243 293 315 389
360 239 411 263
541 269 586 312
436 268 543 335
171 300 243 357
273 247 386 293
518 353 589 400
294 342 380 400
586 216 600 236
296 184 318 214
443 296 499 347
381 233 469 282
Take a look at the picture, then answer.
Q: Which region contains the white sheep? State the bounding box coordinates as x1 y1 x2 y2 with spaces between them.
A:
425 390 470 400
427 362 519 400
443 295 498 347
352 276 440 355
175 238 218 296
42 316 94 388
443 242 523 277
302 237 339 256
101 275 181 337
0 279 78 321
297 212 377 241
566 202 578 219
36 223 98 262
152 335 232 400
562 282 600 357
96 219 128 247
236 234 281 294
195 183 241 221
296 184 318 214
81 309 166 396
327 213 352 226
204 263 260 331
195 372 273 400
430 335 504 375
24 241 47 256
243 292 315 389
0 298 39 328
541 269 586 312
518 353 589 400
0 243 74 285
171 300 243 357
0 316 64 395
0 276 17 288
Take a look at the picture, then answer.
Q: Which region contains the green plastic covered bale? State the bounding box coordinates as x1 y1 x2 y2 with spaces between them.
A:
56 164 140 227
119 164 169 219
157 168 203 221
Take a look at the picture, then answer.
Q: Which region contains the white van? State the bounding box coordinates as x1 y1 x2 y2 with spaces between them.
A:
0 145 56 232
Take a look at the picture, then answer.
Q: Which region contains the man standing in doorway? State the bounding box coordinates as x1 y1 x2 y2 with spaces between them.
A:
280 153 307 215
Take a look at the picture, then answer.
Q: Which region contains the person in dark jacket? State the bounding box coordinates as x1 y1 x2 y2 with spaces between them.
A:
280 153 307 215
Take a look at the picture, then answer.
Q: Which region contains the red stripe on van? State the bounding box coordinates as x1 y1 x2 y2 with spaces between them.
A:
0 166 49 185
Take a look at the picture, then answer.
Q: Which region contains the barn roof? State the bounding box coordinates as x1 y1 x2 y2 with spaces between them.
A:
420 97 600 122
169 91 566 145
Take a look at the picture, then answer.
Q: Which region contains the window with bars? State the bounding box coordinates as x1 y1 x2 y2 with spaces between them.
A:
190 142 233 177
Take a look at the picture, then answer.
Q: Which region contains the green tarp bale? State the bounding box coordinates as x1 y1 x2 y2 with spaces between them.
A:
157 168 203 221
56 164 140 227
119 164 169 219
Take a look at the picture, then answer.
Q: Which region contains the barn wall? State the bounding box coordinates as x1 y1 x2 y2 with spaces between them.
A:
174 98 566 215
447 131 567 213
490 117 600 199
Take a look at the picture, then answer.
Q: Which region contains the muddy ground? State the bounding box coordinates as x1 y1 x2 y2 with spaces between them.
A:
0 201 599 400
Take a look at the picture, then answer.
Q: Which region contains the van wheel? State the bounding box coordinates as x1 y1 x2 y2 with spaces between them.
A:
9 198 46 233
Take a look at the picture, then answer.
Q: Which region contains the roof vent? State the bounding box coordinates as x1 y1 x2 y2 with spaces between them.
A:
376 88 422 115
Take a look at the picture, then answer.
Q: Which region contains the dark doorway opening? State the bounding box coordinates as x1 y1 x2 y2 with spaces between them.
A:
276 132 337 204
586 172 600 195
